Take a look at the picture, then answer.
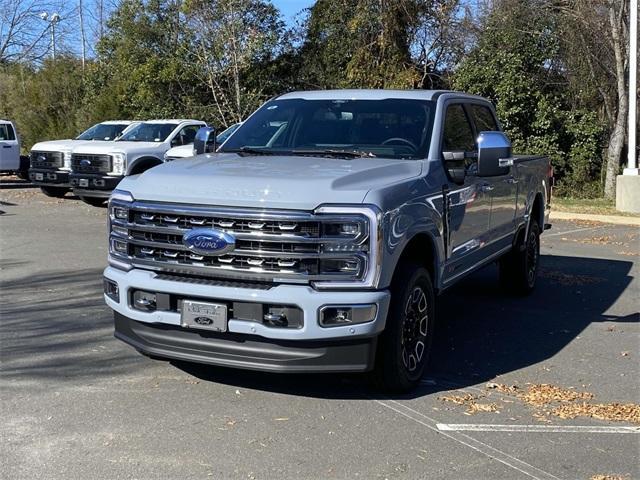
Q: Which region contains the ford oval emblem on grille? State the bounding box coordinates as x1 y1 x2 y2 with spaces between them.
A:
37 155 46 162
183 228 235 256
194 316 213 325
80 159 91 167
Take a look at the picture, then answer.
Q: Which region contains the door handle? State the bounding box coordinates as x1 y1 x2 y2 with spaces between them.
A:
503 177 519 184
480 183 494 192
2 145 11 149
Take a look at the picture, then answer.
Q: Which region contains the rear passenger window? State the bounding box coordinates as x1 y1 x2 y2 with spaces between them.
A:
470 105 498 132
442 105 475 152
0 124 16 141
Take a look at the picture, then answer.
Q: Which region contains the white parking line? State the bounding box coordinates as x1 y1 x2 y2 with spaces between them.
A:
436 424 639 434
543 225 605 238
375 399 562 480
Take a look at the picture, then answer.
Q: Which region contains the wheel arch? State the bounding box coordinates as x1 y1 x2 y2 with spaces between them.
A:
127 156 163 176
388 231 440 292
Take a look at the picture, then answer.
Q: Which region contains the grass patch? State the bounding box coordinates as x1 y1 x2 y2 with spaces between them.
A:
552 197 639 217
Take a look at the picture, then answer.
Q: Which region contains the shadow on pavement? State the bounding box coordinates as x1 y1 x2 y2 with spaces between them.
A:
0 268 144 383
1 254 635 398
174 254 636 399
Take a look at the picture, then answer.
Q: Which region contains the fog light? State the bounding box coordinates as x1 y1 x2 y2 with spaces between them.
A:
104 278 119 302
319 304 377 327
132 291 157 311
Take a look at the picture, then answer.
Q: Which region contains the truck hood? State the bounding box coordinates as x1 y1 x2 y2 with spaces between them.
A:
30 139 88 151
119 153 423 210
72 141 166 156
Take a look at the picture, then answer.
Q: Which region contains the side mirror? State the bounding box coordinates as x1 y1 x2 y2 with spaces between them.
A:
193 126 217 155
477 131 511 177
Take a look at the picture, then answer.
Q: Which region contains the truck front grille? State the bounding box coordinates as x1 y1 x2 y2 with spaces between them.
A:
30 151 63 169
109 201 372 284
71 154 112 173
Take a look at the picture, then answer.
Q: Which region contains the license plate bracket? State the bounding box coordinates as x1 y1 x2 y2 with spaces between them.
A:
79 178 89 187
181 300 228 332
35 173 43 181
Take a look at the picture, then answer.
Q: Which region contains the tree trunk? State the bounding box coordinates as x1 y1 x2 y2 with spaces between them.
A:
604 0 628 200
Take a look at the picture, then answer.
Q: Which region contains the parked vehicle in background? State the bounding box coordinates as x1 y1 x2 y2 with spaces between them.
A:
29 121 136 198
104 90 551 391
70 119 206 207
0 120 28 179
163 123 241 161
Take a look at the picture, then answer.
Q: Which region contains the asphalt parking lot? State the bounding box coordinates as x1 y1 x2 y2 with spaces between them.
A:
1 187 638 480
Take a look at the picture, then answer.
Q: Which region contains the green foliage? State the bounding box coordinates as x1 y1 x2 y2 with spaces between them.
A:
453 0 604 197
0 57 87 151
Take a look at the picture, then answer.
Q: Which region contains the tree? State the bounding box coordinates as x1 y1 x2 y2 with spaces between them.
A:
89 0 202 120
183 0 285 126
555 0 630 199
453 0 605 196
0 0 53 63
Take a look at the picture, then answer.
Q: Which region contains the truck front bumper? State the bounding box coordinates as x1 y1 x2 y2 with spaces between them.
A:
29 168 70 187
104 266 390 372
70 173 122 197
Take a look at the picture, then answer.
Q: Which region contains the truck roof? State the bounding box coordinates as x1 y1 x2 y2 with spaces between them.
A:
100 120 136 125
276 89 487 102
0 119 14 125
140 119 205 124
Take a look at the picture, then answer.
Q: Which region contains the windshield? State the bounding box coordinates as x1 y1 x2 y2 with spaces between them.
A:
76 123 130 141
216 123 241 144
220 98 435 159
117 122 178 142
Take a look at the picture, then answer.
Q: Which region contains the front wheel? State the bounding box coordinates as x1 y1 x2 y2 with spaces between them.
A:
79 196 107 207
499 220 540 295
373 263 435 392
40 186 69 198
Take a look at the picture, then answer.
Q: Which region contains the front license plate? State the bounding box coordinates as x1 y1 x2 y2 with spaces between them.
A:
35 173 43 181
181 300 227 332
79 178 89 187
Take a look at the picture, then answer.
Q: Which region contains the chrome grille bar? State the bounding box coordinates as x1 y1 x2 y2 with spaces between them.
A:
109 200 371 284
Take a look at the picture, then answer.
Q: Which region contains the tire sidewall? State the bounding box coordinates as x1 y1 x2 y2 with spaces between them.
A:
378 264 435 390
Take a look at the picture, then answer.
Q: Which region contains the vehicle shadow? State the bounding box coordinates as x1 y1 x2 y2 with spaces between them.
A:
0 268 145 383
174 253 636 399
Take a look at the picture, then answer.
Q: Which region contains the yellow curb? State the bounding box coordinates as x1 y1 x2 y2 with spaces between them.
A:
550 210 640 226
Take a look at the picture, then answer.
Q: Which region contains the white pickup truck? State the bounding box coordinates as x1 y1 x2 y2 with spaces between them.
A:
70 119 206 206
29 121 136 198
0 120 28 179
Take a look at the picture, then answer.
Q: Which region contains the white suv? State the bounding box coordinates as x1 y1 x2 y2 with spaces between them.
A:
70 119 206 206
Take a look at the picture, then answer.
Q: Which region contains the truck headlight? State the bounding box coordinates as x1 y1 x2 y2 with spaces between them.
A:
313 205 382 289
62 150 72 170
108 190 134 269
110 152 126 175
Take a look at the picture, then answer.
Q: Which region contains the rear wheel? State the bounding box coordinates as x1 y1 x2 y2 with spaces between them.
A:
499 220 540 295
79 196 107 207
40 186 69 198
373 263 435 392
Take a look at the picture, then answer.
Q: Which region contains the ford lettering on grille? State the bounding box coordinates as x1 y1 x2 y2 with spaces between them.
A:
183 228 235 256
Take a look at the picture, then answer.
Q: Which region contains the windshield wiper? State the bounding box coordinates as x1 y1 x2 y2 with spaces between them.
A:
291 149 376 159
225 147 278 156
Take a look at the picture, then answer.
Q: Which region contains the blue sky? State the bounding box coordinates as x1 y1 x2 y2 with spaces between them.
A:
274 0 315 25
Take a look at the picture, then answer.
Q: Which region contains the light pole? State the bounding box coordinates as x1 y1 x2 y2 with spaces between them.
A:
40 12 61 60
616 0 639 212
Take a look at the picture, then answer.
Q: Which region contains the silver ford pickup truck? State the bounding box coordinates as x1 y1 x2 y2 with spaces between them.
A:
104 90 551 391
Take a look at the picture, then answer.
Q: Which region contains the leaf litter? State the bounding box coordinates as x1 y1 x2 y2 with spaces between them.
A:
439 383 640 424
